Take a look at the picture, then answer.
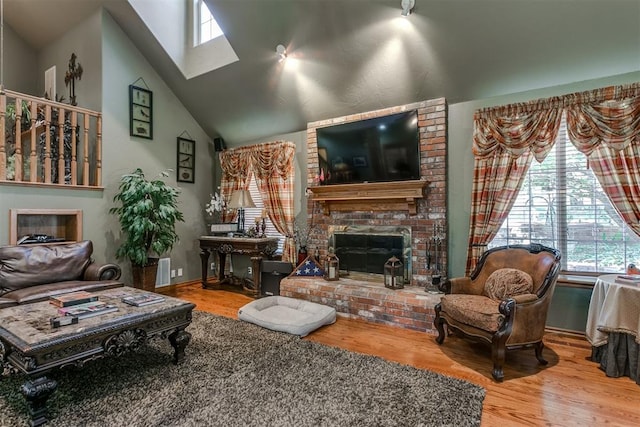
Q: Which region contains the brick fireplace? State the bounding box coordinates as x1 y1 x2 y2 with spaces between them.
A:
281 98 447 333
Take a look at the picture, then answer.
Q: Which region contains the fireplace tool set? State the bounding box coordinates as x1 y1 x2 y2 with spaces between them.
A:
426 223 444 293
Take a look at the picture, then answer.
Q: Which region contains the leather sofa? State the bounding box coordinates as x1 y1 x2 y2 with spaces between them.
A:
0 240 123 309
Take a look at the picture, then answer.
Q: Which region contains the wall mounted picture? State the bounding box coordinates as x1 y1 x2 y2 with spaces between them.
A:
177 137 195 183
129 85 153 139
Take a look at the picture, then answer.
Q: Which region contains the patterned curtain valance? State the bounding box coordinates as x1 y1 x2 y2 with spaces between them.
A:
567 96 640 156
219 141 296 180
473 82 640 160
249 141 296 180
219 149 251 181
475 82 640 119
473 108 562 162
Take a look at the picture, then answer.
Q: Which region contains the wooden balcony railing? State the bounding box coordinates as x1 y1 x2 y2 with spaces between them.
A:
0 89 102 189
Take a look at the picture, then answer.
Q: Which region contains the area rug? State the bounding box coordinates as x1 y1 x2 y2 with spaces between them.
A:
0 311 485 426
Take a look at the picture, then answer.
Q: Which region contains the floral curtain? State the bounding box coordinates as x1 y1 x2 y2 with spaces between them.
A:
467 105 562 274
218 141 297 264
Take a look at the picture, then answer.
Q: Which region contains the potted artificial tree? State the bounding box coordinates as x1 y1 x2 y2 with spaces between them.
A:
110 168 184 291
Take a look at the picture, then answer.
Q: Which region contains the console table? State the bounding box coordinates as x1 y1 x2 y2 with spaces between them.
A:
586 274 640 384
199 236 279 297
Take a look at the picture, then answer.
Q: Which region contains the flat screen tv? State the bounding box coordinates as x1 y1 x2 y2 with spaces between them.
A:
316 110 420 185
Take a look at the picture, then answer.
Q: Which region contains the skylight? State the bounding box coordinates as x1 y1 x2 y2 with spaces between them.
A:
198 0 223 45
129 0 238 79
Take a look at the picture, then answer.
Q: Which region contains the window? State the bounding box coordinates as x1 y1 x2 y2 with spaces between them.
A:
196 0 223 45
244 175 285 253
489 114 640 273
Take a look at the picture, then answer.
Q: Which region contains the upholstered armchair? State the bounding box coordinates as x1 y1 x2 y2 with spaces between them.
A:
434 244 561 381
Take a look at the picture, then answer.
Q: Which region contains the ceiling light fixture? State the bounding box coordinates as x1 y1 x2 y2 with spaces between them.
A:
276 44 287 62
400 0 415 17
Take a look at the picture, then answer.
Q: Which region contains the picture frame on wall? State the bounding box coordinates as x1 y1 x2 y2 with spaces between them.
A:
177 137 195 183
129 85 153 139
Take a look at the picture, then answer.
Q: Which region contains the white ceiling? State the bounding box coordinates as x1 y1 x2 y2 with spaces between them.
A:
3 0 640 144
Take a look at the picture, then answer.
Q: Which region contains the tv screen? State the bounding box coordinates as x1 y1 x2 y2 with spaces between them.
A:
316 110 420 185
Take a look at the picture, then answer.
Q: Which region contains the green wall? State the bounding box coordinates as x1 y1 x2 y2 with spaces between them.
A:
3 22 37 94
547 286 593 332
99 10 216 284
35 11 102 110
0 9 216 287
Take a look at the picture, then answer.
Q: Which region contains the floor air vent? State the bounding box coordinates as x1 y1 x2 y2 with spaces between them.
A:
155 258 171 287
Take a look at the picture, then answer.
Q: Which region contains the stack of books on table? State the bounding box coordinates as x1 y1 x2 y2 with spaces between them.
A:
57 301 118 319
49 291 99 307
614 274 640 285
122 293 165 307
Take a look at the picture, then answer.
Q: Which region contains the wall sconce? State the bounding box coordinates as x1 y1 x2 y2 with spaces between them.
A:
384 256 405 289
228 189 256 234
323 248 340 281
276 44 287 62
400 0 415 17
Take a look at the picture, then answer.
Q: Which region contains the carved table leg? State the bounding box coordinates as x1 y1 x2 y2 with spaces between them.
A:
21 376 57 427
251 255 262 298
199 248 211 288
168 329 192 365
0 341 18 376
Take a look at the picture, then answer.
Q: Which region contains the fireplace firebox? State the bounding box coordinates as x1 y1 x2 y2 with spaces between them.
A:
334 233 403 274
328 225 411 283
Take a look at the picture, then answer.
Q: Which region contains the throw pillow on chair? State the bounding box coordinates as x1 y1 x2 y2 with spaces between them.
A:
483 268 533 300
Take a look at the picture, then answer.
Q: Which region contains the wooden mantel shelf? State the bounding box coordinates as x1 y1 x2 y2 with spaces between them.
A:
308 179 428 215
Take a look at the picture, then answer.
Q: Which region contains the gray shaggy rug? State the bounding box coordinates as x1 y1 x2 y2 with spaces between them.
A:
0 311 485 426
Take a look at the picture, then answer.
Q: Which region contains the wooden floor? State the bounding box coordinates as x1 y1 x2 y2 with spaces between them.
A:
162 283 640 426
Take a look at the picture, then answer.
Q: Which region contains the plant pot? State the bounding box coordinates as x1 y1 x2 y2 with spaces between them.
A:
131 258 159 292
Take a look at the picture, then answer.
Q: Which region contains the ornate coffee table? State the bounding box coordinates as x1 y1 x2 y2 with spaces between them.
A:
0 287 195 426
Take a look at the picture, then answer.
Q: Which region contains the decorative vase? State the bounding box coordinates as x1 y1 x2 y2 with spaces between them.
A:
298 246 308 265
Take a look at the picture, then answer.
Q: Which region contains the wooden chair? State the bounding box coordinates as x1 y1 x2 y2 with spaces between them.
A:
434 244 561 381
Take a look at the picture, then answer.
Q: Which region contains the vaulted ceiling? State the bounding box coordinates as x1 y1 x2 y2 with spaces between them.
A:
4 0 640 144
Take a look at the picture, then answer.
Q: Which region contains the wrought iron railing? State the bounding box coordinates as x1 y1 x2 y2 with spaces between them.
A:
0 89 102 188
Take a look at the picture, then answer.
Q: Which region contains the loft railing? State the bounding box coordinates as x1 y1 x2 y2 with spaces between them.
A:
0 89 102 189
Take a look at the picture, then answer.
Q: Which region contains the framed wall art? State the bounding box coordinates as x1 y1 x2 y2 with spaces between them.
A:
129 85 153 139
177 137 195 183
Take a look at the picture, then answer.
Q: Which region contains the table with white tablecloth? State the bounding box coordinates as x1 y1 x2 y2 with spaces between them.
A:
585 274 640 384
